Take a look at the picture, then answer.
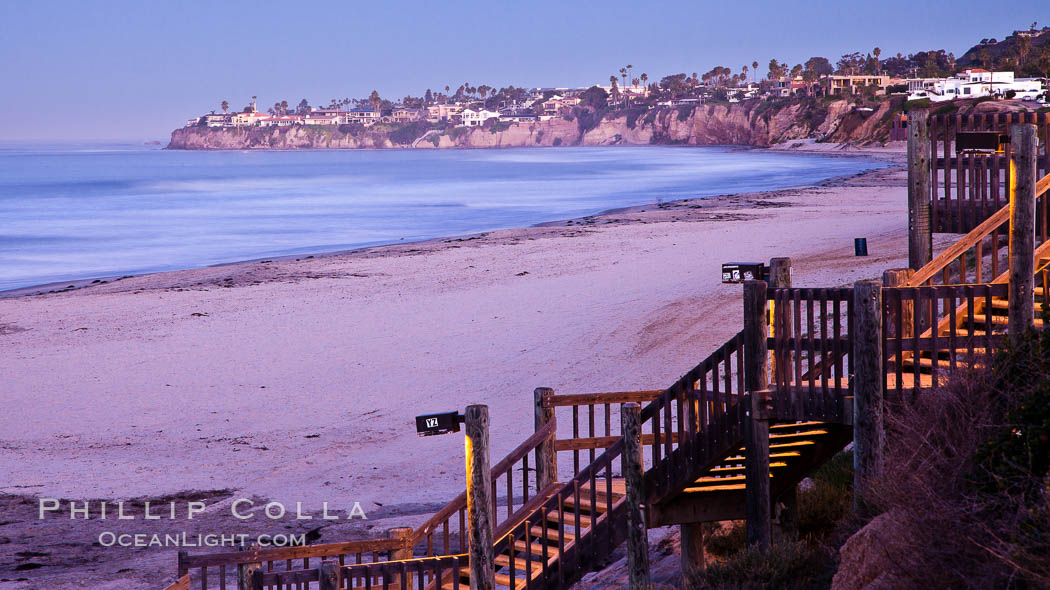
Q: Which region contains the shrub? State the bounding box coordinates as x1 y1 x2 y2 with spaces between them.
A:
575 108 602 135
904 98 932 111
932 102 959 115
699 540 833 590
624 106 648 130
703 522 746 557
871 318 1050 588
387 121 431 145
790 451 855 539
552 137 563 147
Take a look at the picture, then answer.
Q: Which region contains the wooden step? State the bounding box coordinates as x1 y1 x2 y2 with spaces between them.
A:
542 510 591 528
513 538 564 557
577 479 626 498
562 493 620 514
708 461 788 473
682 483 746 492
723 450 801 462
495 554 543 575
530 525 575 543
903 356 986 371
692 472 775 485
972 314 1045 327
769 421 824 430
769 428 828 440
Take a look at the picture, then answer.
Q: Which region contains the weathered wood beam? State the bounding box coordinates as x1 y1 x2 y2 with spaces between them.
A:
852 280 884 513
908 109 932 270
743 280 771 551
465 405 494 590
1009 124 1037 340
534 387 558 491
681 522 705 588
621 402 651 590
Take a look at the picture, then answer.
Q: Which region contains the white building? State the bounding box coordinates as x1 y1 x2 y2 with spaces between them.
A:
460 109 500 127
908 70 1044 102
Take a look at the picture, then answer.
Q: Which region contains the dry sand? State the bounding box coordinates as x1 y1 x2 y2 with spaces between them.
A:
0 146 937 588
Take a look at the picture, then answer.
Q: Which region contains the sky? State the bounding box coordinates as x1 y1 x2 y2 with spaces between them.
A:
0 0 1045 141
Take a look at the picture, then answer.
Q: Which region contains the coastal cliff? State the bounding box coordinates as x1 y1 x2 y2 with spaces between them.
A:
168 98 899 150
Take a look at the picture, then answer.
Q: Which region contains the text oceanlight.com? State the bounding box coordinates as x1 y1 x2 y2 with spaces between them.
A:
98 532 307 548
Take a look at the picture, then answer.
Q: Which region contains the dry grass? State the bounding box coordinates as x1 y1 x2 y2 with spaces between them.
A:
870 327 1050 589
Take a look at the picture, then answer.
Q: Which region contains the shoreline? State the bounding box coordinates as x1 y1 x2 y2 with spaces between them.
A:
0 143 901 300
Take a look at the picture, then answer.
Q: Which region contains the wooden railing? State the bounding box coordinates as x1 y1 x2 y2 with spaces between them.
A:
907 173 1050 288
163 574 190 590
543 389 662 475
250 554 469 590
177 538 406 590
882 283 1009 401
768 288 853 423
641 331 748 502
410 420 556 557
928 112 1050 233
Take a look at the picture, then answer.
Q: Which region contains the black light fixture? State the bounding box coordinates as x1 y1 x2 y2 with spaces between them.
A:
721 262 766 284
415 411 465 437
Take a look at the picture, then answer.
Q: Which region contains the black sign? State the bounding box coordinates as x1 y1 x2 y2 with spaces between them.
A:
721 262 765 283
415 411 463 437
956 132 1007 153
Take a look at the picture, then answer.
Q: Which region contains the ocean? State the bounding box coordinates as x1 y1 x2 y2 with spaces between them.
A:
0 143 889 291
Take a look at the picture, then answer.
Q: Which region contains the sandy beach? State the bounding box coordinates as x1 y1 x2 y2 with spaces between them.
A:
0 145 933 588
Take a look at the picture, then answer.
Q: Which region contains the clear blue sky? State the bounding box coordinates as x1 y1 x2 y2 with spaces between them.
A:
1 0 1044 141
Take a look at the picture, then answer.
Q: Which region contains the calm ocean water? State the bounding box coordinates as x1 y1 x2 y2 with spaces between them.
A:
0 143 888 291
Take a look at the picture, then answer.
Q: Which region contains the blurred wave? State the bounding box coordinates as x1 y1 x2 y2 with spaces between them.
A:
0 145 888 291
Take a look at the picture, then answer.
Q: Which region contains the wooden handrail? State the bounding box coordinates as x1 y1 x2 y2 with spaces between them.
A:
180 537 404 569
409 419 556 546
542 390 664 407
907 172 1050 287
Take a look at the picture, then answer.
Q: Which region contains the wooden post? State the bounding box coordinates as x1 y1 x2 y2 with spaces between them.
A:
743 280 771 551
1009 124 1037 340
767 257 796 539
743 280 770 393
882 268 915 339
318 560 340 590
680 522 705 588
908 109 932 270
853 280 883 513
768 257 792 386
388 527 414 560
769 257 791 289
621 402 650 590
237 561 262 590
177 551 188 578
465 405 494 590
534 387 558 491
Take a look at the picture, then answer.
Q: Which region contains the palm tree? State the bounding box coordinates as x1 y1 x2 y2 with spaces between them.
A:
251 95 257 112
221 100 229 114
369 90 381 113
1018 35 1032 66
640 72 648 95
752 61 759 83
626 64 633 98
742 65 749 85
